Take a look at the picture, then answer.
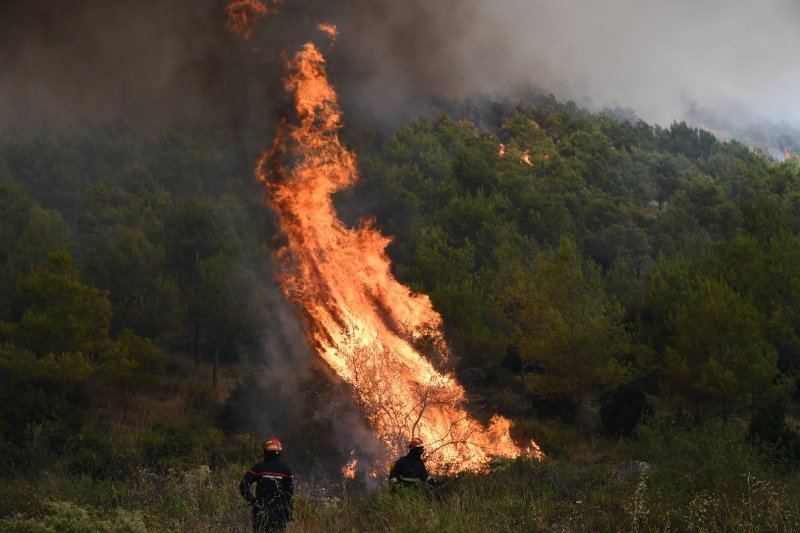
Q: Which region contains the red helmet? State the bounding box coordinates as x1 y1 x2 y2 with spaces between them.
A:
263 438 283 453
408 437 424 449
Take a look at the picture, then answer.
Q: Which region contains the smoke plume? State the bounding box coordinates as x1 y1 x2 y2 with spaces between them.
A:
2 0 799 130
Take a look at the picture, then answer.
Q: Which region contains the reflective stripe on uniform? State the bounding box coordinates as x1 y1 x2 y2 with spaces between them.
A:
248 470 293 479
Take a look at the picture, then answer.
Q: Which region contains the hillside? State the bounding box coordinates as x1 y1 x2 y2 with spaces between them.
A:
1 99 800 530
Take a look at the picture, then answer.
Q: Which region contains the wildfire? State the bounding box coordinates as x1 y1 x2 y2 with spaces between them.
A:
255 40 540 473
498 143 534 166
521 151 533 166
223 0 542 473
225 0 282 39
317 23 339 41
342 458 357 480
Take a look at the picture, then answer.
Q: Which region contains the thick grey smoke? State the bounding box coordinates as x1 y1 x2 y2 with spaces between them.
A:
465 0 800 126
228 277 389 486
2 0 799 130
0 0 287 128
323 0 800 128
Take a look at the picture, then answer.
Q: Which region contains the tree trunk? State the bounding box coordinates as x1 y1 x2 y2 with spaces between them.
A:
576 396 599 435
122 392 131 423
212 344 220 389
193 323 200 366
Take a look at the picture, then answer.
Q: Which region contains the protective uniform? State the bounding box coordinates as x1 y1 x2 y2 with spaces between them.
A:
240 439 294 533
389 438 434 490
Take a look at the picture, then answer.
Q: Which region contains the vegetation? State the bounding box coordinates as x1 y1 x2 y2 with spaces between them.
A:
2 98 800 529
1 419 798 531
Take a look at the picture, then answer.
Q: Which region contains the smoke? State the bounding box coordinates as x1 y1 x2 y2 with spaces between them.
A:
5 0 797 479
324 0 800 129
0 0 285 128
2 0 799 131
466 0 800 127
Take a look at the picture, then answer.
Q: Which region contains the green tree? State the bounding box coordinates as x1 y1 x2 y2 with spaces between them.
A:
513 238 631 431
0 250 108 452
410 232 511 369
101 329 164 421
84 227 182 338
9 251 112 358
651 154 683 210
163 197 237 285
188 253 258 387
0 182 69 320
703 234 800 393
660 278 793 418
0 343 89 454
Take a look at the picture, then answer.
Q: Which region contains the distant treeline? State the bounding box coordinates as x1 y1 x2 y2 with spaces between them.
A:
1 98 800 474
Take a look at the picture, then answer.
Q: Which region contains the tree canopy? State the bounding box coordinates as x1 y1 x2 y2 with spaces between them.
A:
1 97 799 462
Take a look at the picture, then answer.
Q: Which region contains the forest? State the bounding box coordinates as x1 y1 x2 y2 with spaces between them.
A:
1 97 800 530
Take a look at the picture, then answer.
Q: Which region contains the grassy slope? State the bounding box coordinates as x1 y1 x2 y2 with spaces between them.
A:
1 356 798 531
2 420 799 532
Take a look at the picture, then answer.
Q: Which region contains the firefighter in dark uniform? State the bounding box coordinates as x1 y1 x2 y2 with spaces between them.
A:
389 437 436 491
240 438 294 532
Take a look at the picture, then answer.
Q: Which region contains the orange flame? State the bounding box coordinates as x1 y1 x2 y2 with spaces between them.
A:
317 23 339 41
256 43 541 473
225 0 282 39
499 143 534 166
342 458 357 480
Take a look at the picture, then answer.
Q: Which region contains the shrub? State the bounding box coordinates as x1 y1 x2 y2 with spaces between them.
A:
68 421 226 478
0 500 147 532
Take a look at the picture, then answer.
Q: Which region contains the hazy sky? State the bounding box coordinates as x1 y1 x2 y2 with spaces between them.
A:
1 0 798 128
468 0 800 125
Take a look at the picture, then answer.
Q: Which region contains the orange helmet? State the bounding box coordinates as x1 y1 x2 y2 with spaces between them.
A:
263 438 283 453
408 437 424 449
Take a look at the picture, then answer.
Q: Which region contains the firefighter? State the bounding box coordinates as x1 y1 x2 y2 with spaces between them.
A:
388 437 436 491
240 438 294 533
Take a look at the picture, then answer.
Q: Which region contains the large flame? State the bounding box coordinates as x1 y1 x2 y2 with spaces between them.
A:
256 38 540 473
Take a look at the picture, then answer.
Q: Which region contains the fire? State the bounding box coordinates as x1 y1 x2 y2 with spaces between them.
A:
342 458 357 480
521 151 533 166
224 0 542 473
225 0 282 39
317 23 339 41
255 41 541 473
498 143 534 166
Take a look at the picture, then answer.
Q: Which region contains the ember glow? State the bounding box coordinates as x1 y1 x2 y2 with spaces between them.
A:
255 35 541 473
342 458 357 480
316 23 339 41
225 0 282 39
498 143 534 166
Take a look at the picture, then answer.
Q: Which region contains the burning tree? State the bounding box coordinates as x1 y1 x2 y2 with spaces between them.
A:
222 0 539 474
249 36 538 473
341 340 497 473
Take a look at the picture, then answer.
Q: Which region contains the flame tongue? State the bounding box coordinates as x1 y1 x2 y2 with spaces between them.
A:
259 41 530 473
225 0 282 39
